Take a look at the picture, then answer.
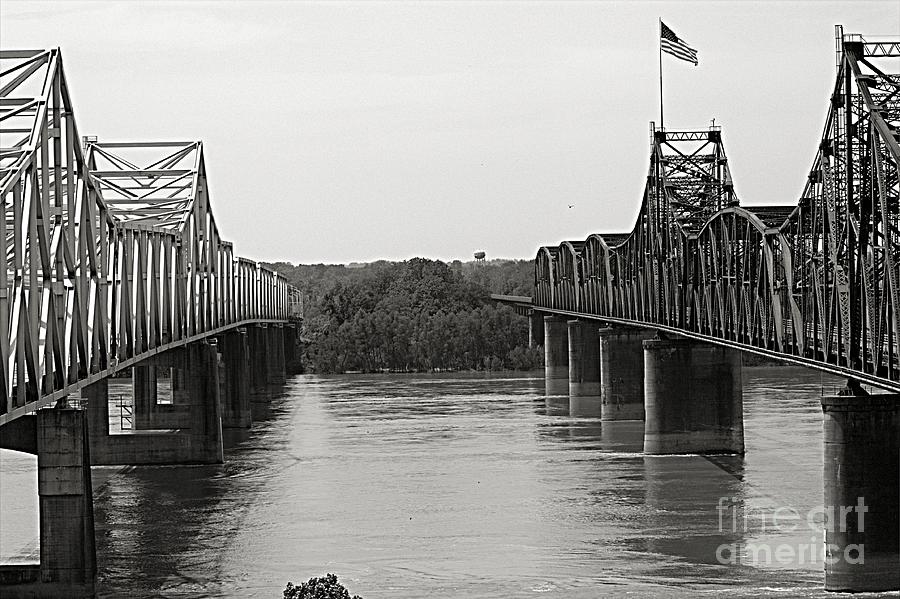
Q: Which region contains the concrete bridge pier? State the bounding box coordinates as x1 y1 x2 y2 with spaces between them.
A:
599 327 654 421
131 354 191 430
567 320 601 417
283 323 301 375
642 338 744 454
85 341 224 465
36 408 96 596
528 310 545 348
821 394 899 593
248 325 270 409
132 365 158 430
218 329 252 429
172 366 190 403
266 324 287 387
0 408 96 598
544 316 569 395
183 341 225 463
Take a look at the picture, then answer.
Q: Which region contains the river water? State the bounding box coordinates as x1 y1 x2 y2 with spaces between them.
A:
0 367 890 598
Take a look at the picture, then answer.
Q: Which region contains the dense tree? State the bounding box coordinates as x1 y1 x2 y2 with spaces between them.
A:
265 258 542 374
283 574 362 599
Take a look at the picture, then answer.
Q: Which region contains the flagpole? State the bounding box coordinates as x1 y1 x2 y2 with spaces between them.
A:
658 18 664 130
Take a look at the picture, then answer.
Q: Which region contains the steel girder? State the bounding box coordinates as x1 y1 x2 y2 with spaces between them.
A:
0 49 302 424
533 28 900 389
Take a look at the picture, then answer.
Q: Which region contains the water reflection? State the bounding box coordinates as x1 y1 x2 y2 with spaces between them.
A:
95 388 296 598
541 394 569 417
599 420 645 453
568 396 602 418
94 464 227 598
641 455 746 561
251 382 290 422
534 394 644 454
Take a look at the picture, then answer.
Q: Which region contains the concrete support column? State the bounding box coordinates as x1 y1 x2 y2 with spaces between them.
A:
36 408 96 596
220 330 251 429
131 352 192 430
132 365 157 430
283 324 300 375
528 311 545 348
85 344 223 466
83 379 109 447
544 316 569 395
266 325 287 386
186 341 224 463
248 325 269 401
643 338 743 454
217 354 227 430
821 395 899 593
277 325 287 381
171 366 189 404
567 320 601 416
599 327 654 421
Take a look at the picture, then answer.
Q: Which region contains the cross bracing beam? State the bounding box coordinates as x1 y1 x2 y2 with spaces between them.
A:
532 28 900 390
86 141 203 231
0 49 301 425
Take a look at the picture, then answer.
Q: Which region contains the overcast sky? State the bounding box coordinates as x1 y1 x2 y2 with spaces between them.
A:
2 1 897 264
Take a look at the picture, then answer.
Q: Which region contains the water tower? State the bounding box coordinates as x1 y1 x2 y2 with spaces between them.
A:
474 251 486 266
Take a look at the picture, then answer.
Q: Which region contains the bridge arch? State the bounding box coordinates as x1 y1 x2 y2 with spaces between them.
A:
534 246 558 310
556 241 583 312
581 234 617 316
693 207 780 350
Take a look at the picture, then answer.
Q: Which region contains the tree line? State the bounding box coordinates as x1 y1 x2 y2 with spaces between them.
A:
266 258 541 374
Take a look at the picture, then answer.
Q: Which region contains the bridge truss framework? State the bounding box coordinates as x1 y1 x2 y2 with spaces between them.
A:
0 49 301 425
533 28 900 391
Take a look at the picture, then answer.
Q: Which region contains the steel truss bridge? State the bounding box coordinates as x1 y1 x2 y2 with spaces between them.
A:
529 29 900 391
0 49 301 426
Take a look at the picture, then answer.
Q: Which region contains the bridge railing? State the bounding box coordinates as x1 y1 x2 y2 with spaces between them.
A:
532 29 900 390
0 49 300 423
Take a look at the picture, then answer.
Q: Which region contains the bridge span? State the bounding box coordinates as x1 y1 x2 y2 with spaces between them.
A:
497 28 900 593
0 49 301 596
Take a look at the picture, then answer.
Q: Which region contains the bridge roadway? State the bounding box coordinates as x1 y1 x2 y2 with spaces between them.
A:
0 49 301 597
497 28 900 593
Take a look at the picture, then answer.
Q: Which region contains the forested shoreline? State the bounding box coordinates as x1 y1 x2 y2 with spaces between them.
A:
266 258 542 374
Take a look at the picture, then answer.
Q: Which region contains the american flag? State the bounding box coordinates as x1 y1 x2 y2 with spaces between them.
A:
660 21 698 66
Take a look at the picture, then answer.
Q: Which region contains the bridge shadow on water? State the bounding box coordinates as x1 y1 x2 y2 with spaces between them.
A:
533 379 829 594
92 381 295 598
